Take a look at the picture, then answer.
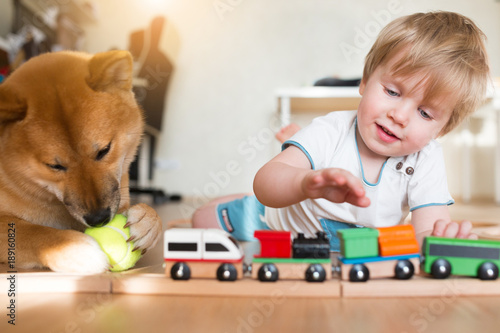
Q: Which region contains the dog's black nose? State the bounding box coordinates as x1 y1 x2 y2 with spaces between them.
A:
84 208 112 227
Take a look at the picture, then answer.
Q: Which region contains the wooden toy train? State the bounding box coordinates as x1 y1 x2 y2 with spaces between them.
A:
163 225 500 282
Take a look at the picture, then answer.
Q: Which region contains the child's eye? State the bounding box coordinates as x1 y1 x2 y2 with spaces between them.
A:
419 108 431 119
386 88 399 97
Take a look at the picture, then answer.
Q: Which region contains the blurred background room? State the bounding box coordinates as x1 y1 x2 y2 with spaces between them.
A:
1 0 500 226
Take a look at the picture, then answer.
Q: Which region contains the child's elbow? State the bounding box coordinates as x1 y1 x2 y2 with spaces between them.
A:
253 167 277 207
253 169 266 203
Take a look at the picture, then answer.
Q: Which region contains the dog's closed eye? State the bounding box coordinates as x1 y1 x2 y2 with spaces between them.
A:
46 163 67 172
96 142 111 161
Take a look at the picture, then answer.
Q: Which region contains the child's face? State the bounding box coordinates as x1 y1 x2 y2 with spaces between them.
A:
356 58 455 158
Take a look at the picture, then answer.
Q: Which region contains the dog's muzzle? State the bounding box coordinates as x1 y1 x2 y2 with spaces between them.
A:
84 208 112 227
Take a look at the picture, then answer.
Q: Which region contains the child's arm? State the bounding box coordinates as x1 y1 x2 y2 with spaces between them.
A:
253 146 370 208
411 205 478 245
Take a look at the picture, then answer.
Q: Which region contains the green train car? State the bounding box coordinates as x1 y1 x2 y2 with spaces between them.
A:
422 236 500 280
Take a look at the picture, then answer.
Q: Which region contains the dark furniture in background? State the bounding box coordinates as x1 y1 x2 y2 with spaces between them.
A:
128 16 181 204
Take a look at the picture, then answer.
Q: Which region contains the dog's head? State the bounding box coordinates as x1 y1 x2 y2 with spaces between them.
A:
0 51 144 227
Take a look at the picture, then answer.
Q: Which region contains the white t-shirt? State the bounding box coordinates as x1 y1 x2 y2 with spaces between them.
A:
264 110 454 238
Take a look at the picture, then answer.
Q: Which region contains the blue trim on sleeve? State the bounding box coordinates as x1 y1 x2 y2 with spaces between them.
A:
409 200 455 212
282 140 316 170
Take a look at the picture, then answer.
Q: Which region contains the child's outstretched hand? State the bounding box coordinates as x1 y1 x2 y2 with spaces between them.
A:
432 220 478 240
301 168 371 207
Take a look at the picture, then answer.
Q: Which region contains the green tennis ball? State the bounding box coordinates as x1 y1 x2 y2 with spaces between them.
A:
85 214 142 272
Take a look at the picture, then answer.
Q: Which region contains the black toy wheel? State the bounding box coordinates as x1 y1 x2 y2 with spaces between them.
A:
305 264 326 282
477 262 499 280
349 264 369 282
170 262 191 280
217 263 238 281
258 263 279 282
394 260 415 280
430 259 451 279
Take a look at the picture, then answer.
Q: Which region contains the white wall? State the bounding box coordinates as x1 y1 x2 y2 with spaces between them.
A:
80 0 500 203
0 1 13 37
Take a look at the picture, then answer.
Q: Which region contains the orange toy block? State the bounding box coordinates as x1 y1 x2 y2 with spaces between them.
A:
377 225 419 257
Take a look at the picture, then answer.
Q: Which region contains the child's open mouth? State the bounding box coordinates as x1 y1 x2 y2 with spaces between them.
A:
377 124 400 142
382 126 397 137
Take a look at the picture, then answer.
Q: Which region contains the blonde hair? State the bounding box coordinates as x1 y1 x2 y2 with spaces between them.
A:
363 11 489 135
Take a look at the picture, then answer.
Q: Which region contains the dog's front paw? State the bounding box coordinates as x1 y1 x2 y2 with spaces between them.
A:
125 203 162 254
42 230 109 274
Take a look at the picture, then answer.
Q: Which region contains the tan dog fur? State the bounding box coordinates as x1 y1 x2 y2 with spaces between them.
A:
0 50 162 274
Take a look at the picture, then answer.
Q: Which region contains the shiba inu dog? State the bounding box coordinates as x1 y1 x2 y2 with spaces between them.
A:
0 50 162 273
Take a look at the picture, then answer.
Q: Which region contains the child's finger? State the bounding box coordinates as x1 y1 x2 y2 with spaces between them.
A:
431 219 448 236
322 169 346 186
467 233 479 240
347 194 370 207
456 220 473 238
333 170 364 196
304 172 327 191
442 222 459 238
310 173 323 186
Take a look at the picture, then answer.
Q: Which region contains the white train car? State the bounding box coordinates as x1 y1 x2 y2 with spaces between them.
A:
164 228 244 281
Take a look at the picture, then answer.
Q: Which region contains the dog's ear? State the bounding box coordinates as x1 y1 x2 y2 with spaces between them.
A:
0 85 27 123
86 50 133 92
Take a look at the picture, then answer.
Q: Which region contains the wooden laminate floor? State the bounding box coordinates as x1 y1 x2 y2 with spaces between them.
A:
3 196 500 333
